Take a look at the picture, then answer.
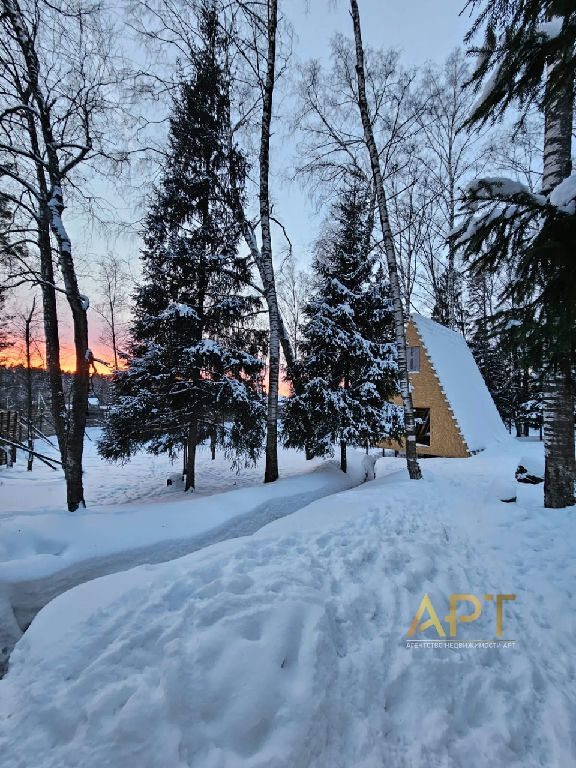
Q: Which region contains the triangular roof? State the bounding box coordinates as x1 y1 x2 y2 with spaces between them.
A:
411 314 508 452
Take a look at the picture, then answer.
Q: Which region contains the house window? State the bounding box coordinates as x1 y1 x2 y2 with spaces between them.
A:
414 407 431 446
407 346 421 373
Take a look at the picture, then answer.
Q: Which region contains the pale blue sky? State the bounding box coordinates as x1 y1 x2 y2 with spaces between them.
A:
293 0 470 66
273 0 472 257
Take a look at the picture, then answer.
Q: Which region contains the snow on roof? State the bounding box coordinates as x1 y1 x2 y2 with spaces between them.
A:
411 314 508 452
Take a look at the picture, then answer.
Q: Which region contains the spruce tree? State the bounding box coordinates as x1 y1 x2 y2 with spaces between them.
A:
457 0 576 507
431 268 466 333
283 186 402 471
468 318 512 423
99 5 266 490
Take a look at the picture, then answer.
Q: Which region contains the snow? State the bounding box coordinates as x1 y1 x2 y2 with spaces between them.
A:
467 177 547 207
517 452 544 481
536 16 563 40
549 174 576 215
161 301 199 319
411 314 510 452
0 429 372 663
1 439 575 767
471 64 501 114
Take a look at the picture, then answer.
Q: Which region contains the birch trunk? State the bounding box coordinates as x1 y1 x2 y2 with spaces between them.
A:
48 186 90 511
5 0 90 510
350 0 421 480
224 11 301 475
541 42 575 509
259 0 280 483
37 208 67 466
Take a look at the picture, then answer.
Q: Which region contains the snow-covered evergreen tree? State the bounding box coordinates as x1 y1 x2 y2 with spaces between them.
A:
99 5 266 489
283 186 402 471
431 267 466 334
458 0 576 507
468 317 511 420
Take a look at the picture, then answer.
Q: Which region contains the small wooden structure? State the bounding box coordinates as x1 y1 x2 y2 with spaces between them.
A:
382 315 508 458
0 411 23 466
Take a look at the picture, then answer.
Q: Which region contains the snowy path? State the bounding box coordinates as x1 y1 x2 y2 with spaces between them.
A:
0 435 374 669
1 439 574 767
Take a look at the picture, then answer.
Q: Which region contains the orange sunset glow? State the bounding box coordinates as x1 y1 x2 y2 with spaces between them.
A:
3 340 293 394
2 340 118 375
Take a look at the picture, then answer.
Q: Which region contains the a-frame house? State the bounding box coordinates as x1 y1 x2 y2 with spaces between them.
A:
383 314 508 458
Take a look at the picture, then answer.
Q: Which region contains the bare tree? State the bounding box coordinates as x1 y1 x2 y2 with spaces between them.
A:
255 0 281 482
92 252 131 370
293 40 419 202
349 0 421 479
0 0 121 509
22 299 37 470
293 36 435 314
276 247 309 362
414 49 489 327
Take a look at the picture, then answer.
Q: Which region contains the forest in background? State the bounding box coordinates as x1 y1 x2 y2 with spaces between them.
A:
0 0 574 509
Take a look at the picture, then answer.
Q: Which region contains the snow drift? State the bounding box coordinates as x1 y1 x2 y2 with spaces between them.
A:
1 441 575 767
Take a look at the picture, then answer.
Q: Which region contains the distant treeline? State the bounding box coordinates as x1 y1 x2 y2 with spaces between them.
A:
0 365 113 435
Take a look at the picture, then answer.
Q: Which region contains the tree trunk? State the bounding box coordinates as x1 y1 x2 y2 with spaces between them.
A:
340 440 347 473
259 0 280 484
210 427 216 460
185 421 198 491
350 0 421 480
110 295 119 371
5 0 90 510
38 213 67 460
25 300 35 471
48 186 89 511
543 371 575 508
541 35 575 508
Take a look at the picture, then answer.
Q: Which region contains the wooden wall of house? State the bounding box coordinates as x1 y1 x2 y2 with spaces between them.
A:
382 321 470 458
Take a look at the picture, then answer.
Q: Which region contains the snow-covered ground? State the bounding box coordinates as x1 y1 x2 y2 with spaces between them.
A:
0 430 374 666
1 436 574 767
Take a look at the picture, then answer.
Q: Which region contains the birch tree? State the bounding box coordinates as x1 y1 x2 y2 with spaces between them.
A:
414 49 488 326
349 0 421 479
0 0 120 509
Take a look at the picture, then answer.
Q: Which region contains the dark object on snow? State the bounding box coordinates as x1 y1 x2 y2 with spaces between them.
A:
515 464 544 485
501 496 517 503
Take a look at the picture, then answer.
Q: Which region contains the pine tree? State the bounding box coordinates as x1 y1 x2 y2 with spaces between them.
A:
98 5 266 490
282 186 402 471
